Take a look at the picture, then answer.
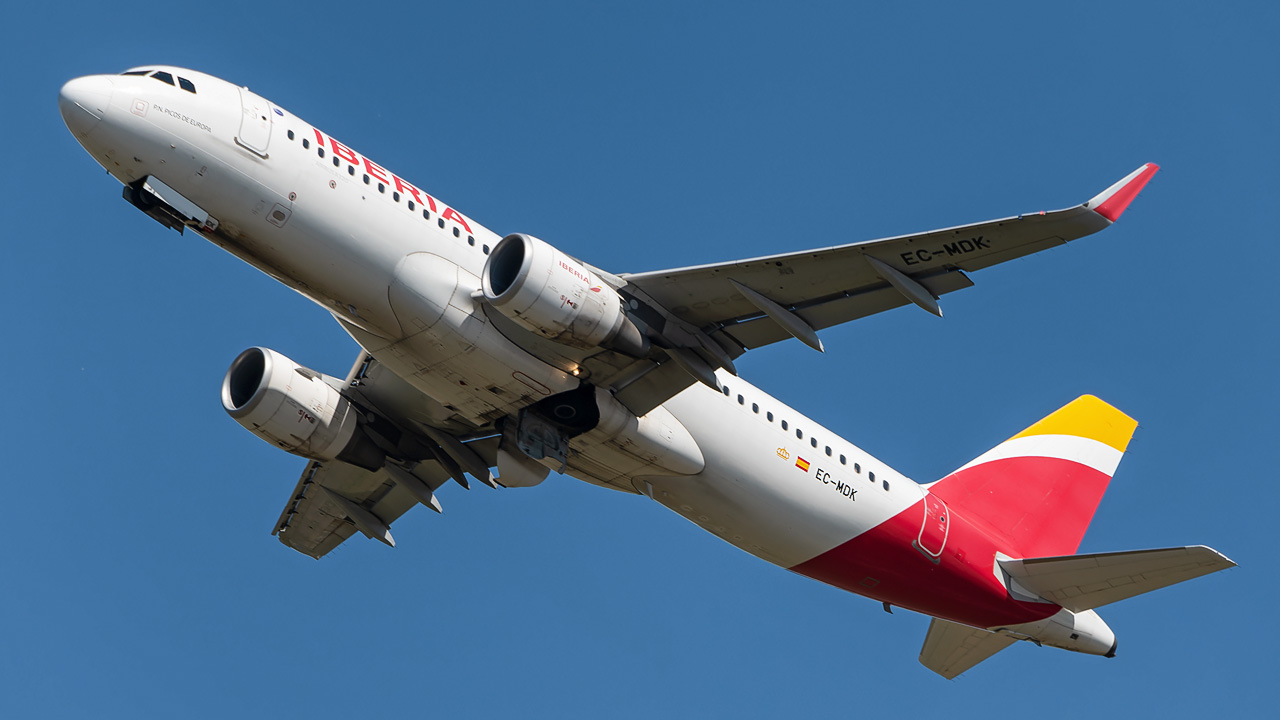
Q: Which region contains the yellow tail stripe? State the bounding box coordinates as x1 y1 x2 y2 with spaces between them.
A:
1007 395 1137 454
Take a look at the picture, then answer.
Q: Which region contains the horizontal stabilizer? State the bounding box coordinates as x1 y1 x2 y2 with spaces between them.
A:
919 618 1016 679
999 545 1235 612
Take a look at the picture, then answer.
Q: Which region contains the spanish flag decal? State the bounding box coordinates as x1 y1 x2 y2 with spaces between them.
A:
795 457 810 472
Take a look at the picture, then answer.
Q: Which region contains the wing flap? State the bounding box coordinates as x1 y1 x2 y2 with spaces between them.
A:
999 545 1236 612
919 618 1017 679
272 462 359 558
273 459 446 558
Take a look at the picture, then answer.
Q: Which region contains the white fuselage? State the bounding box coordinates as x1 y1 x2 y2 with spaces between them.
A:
61 67 921 575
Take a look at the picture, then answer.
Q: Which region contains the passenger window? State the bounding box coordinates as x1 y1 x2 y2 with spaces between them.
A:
869 471 876 483
150 71 175 86
332 157 340 167
839 454 846 465
318 147 325 158
348 166 355 176
423 209 430 220
781 420 788 430
408 200 415 211
378 183 385 193
752 403 759 413
363 174 370 185
468 236 475 246
767 412 774 422
393 192 401 202
483 245 490 254
883 480 890 491
825 446 832 456
287 130 295 140
302 139 310 149
453 227 461 237
796 429 803 439
737 394 744 405
178 77 196 93
854 463 861 474
722 386 730 396
438 219 445 229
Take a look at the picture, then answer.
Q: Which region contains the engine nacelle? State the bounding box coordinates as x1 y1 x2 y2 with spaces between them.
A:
221 347 384 469
482 233 646 355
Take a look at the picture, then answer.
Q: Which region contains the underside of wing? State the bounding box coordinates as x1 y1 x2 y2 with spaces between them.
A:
268 351 504 558
272 460 438 558
597 165 1157 416
622 164 1157 354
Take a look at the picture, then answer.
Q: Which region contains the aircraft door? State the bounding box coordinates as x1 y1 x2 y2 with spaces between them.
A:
236 87 272 157
914 492 950 563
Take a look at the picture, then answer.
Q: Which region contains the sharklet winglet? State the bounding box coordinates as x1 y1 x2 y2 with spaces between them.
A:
1084 163 1159 223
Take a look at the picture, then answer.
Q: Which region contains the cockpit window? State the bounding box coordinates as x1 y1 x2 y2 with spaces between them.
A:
178 77 196 94
150 71 175 86
120 70 150 76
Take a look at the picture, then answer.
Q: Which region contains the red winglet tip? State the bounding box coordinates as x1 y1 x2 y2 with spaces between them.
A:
1089 163 1160 222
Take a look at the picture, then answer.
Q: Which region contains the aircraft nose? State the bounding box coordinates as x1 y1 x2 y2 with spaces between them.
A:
59 75 114 139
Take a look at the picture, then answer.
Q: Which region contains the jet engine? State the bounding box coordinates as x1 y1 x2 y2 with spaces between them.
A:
221 347 385 469
481 233 647 355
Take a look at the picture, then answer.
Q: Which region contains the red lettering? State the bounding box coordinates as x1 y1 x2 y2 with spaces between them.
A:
393 175 435 211
443 207 472 233
329 137 359 165
305 129 460 226
364 158 390 184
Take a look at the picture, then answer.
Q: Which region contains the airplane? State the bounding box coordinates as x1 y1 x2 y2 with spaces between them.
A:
59 66 1235 678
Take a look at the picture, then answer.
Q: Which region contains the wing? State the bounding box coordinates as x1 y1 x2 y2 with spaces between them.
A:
272 459 441 558
601 161 1162 415
605 164 1158 415
622 164 1158 354
271 351 503 558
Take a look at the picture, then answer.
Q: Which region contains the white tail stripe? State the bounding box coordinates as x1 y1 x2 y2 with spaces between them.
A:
946 434 1124 478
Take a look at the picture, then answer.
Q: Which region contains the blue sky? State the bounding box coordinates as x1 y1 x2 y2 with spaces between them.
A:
5 1 1275 716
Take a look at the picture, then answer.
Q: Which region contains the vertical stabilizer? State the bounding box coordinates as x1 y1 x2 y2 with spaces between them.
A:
929 395 1137 558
